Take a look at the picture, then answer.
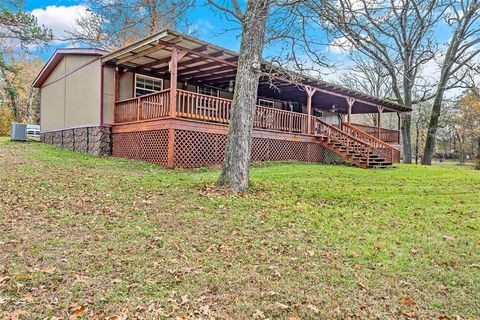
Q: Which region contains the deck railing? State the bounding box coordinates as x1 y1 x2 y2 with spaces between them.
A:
316 119 374 163
114 89 315 134
114 89 170 123
351 123 400 144
113 90 397 154
343 122 401 163
176 89 232 123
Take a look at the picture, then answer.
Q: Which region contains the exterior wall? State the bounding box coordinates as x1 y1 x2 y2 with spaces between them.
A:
40 55 102 132
321 110 341 126
119 72 134 100
40 59 66 131
103 66 115 125
40 126 112 156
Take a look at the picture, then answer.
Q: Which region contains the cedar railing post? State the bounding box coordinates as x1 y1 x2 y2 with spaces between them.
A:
169 48 178 118
305 85 317 134
377 106 384 139
169 48 188 119
113 68 120 123
138 98 143 121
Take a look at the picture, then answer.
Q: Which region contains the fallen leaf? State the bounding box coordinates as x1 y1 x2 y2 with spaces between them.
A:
253 309 265 319
400 309 416 317
289 317 301 320
275 302 289 310
41 267 56 274
400 297 416 306
69 305 87 320
306 304 319 314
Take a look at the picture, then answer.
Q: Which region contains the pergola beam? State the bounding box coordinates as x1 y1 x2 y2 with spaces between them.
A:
116 44 168 65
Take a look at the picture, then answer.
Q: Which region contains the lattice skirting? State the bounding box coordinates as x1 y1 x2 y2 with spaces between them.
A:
112 128 344 168
112 130 169 166
40 126 112 156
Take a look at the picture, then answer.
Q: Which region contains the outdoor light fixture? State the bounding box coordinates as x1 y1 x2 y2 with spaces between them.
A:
329 104 338 113
228 80 234 93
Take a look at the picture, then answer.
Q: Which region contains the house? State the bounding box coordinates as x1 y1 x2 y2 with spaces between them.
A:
33 29 411 168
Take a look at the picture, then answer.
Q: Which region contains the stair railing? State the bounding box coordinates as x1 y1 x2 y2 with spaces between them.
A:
315 118 375 164
342 122 401 163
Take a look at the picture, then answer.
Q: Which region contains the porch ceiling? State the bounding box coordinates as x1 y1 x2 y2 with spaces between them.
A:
102 29 411 114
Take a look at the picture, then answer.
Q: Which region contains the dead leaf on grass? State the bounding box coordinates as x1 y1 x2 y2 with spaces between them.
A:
69 304 87 320
275 302 289 310
253 309 265 319
400 309 416 318
400 297 416 306
306 304 319 314
41 267 56 274
0 276 11 285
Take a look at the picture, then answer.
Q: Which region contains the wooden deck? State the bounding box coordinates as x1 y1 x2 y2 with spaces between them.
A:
113 89 401 168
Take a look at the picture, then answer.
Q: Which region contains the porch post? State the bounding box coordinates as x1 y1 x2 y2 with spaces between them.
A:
346 97 355 123
397 112 402 130
113 68 120 122
305 86 317 134
169 48 179 118
377 106 384 137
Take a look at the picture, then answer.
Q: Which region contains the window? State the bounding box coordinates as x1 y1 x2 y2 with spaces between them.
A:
314 110 323 118
198 86 219 97
135 74 163 97
258 98 274 108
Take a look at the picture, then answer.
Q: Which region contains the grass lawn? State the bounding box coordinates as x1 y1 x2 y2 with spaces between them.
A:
0 137 479 319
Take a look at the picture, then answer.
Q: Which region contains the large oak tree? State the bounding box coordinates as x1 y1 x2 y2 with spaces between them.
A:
307 0 451 164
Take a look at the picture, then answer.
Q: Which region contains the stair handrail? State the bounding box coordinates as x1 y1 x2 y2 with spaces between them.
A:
342 122 400 151
315 118 375 161
342 121 400 163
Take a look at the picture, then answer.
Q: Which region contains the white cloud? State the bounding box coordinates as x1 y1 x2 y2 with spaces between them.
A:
188 19 215 38
328 36 356 54
31 5 89 39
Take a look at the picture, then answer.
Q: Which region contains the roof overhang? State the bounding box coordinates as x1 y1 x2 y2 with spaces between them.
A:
102 29 410 113
33 48 108 88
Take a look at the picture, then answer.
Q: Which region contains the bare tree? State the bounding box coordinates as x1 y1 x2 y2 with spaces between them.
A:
306 0 451 164
66 0 193 50
211 0 325 191
339 57 393 125
210 0 271 192
422 0 480 165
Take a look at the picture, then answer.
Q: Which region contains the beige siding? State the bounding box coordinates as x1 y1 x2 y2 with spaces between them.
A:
40 59 66 131
103 66 115 124
40 55 102 131
119 72 134 100
64 56 101 128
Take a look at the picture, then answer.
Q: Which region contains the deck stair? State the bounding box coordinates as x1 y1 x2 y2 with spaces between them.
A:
315 119 400 169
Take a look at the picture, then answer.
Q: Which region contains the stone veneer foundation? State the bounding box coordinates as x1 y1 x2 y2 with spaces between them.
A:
40 126 112 156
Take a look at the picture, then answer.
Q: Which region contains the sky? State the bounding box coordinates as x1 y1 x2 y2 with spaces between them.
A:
26 0 245 60
23 0 459 93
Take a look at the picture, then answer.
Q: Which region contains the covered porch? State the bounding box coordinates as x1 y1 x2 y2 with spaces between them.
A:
102 29 408 145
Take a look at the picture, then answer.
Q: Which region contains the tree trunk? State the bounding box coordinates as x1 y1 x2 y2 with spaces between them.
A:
422 87 446 165
401 112 412 164
217 1 269 192
475 137 480 170
415 123 420 165
26 87 35 123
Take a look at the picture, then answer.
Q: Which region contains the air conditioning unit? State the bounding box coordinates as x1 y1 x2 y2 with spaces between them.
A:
11 123 27 141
